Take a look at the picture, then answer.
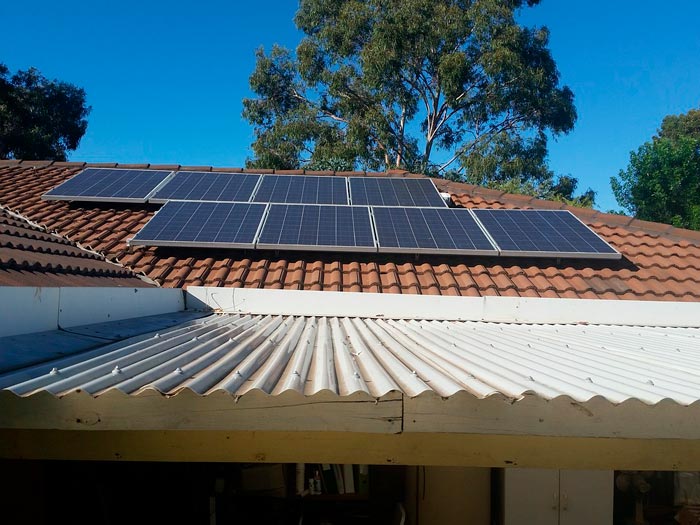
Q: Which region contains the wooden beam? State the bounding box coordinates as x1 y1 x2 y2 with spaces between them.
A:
3 429 700 470
404 392 700 439
0 390 402 433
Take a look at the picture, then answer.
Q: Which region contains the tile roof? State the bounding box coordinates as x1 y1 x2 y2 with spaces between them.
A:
1 159 700 300
0 203 152 287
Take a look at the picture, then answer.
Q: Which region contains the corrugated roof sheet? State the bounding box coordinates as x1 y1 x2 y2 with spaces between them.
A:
2 160 700 299
3 313 700 406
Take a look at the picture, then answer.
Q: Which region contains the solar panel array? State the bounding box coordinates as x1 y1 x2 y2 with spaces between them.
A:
349 177 447 207
150 171 260 203
128 204 619 259
42 168 447 207
373 207 497 255
253 175 348 205
130 201 266 248
43 168 173 203
257 204 375 252
43 168 619 259
472 209 620 259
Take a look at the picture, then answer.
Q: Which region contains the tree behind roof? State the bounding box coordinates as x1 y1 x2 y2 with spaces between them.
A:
242 0 576 191
611 109 700 230
0 64 91 161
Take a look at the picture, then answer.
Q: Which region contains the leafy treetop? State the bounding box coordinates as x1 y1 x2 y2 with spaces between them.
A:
243 0 580 201
611 108 700 230
0 64 91 161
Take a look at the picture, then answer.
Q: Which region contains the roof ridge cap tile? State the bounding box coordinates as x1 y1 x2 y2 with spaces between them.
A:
1 204 148 279
2 239 98 260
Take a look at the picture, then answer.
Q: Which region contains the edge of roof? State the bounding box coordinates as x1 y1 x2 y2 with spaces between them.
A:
2 159 700 244
0 203 158 287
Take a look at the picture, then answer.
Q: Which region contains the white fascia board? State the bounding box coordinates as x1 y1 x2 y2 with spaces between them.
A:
186 286 700 328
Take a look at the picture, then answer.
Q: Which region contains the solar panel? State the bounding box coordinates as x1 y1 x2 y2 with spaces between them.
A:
149 171 260 203
372 207 498 255
42 168 173 203
472 209 621 259
349 177 446 207
256 204 376 252
129 201 267 249
253 175 348 204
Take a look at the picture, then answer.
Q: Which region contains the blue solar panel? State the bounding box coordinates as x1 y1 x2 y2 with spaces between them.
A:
472 209 621 259
349 178 446 207
42 168 173 202
149 171 260 203
373 207 498 255
253 175 348 204
257 204 376 252
129 201 266 248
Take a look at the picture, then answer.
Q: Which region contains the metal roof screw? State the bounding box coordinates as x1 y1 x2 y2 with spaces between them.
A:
175 367 184 375
154 333 160 339
411 370 418 375
528 376 535 381
293 371 300 377
586 377 593 383
112 365 122 375
647 379 655 386
235 371 243 377
354 372 361 379
49 367 60 376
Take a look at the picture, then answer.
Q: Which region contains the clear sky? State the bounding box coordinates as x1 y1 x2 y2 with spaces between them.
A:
2 1 699 211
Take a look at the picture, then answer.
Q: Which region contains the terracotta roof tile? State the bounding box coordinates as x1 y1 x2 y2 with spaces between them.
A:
2 162 700 300
0 208 150 287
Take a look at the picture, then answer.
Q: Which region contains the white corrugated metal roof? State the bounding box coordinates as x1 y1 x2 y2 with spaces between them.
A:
2 313 700 406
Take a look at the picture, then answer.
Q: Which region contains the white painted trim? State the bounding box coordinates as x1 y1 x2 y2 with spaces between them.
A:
0 287 185 337
58 287 184 328
185 286 700 327
0 287 60 337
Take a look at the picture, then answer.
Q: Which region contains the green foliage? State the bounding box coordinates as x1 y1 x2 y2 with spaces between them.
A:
612 136 700 230
243 0 576 189
0 64 91 161
656 109 700 142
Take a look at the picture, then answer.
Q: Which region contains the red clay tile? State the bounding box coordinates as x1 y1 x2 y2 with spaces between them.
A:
4 163 700 300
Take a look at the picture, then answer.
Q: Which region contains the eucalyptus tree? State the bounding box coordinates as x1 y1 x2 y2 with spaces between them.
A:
244 0 575 194
0 64 90 161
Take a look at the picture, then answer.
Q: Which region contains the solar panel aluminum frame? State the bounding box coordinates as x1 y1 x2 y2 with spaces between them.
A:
372 207 499 256
128 202 269 250
255 203 378 253
148 171 264 204
42 168 177 204
472 209 622 260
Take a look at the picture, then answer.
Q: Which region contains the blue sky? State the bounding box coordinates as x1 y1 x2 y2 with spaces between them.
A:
2 1 699 211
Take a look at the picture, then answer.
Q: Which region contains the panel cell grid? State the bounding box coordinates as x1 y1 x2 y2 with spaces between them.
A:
472 209 620 259
373 207 498 255
257 204 375 252
150 171 260 203
129 201 266 248
42 168 172 202
349 178 446 207
253 175 348 205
